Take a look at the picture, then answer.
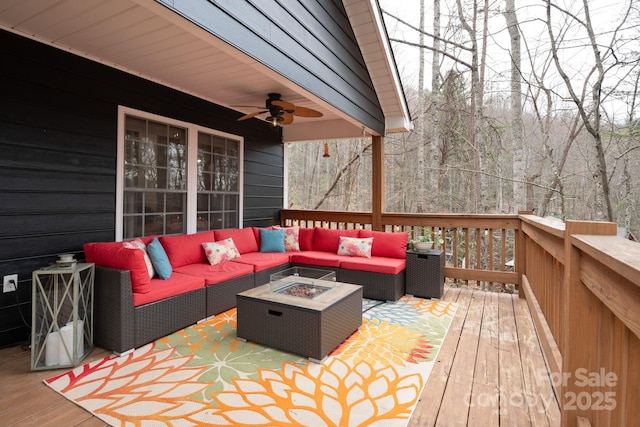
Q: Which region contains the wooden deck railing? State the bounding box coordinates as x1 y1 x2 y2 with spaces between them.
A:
281 209 520 291
280 208 640 425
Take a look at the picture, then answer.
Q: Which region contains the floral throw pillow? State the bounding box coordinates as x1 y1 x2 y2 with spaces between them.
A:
122 238 155 279
202 238 241 265
284 226 301 251
337 236 374 258
273 225 300 251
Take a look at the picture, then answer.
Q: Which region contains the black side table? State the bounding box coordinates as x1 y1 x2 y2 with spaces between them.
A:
406 249 444 299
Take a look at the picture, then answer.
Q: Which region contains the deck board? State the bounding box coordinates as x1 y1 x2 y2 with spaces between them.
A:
0 287 559 426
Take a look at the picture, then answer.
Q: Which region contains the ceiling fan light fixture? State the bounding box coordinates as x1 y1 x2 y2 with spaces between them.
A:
267 116 283 127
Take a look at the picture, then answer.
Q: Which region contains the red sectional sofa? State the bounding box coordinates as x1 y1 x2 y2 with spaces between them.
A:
84 227 408 354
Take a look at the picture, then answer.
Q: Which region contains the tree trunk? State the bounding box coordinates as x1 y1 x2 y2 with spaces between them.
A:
505 0 525 212
429 0 441 212
416 0 426 213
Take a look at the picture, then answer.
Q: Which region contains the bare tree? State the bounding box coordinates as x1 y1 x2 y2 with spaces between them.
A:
545 0 637 221
505 0 525 211
429 0 442 211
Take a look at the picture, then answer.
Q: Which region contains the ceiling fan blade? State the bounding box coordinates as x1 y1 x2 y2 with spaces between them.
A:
237 111 266 121
270 99 295 110
231 105 265 109
291 105 323 117
281 112 294 125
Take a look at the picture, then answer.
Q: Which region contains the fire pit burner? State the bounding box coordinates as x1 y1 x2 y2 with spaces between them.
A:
275 282 331 299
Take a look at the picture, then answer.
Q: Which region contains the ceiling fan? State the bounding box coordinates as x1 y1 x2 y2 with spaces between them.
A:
235 93 323 126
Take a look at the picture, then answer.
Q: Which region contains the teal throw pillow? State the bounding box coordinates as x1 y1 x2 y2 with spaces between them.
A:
147 237 172 279
259 228 286 253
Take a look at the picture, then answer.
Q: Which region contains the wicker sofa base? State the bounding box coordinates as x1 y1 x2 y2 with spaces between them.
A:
339 268 405 302
206 273 255 316
135 288 206 350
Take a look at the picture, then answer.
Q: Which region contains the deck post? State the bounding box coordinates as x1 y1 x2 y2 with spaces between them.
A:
516 210 533 299
561 220 617 427
372 135 383 231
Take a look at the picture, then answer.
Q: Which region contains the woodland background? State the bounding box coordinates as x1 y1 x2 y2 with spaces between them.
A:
286 0 640 238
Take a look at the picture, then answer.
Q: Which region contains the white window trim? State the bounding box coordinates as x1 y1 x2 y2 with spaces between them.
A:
116 106 244 241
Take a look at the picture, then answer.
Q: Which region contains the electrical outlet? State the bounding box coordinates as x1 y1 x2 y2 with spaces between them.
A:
3 274 18 293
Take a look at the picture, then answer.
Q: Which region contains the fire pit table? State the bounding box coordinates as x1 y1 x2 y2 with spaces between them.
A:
236 267 362 362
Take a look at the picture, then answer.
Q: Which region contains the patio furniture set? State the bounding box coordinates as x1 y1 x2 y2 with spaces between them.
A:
77 226 442 360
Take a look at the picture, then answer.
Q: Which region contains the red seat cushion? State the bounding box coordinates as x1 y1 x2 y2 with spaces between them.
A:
214 228 259 254
159 231 215 268
231 252 291 272
312 228 359 252
340 256 406 275
84 242 151 294
173 261 254 285
132 272 205 306
290 250 346 267
358 230 408 259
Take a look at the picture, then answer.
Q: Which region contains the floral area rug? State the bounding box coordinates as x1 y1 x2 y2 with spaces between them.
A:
45 295 456 426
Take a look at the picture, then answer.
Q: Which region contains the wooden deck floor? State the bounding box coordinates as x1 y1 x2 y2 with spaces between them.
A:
0 287 560 426
410 287 561 426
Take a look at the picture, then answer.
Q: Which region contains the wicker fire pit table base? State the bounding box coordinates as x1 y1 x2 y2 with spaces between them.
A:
236 278 363 363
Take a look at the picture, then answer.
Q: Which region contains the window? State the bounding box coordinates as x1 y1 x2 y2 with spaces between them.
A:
117 107 243 240
197 132 240 231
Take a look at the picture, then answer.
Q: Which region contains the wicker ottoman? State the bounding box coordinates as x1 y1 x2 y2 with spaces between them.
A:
236 281 362 362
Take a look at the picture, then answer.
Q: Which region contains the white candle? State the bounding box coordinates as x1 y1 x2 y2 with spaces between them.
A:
75 319 84 356
59 324 74 365
45 331 60 366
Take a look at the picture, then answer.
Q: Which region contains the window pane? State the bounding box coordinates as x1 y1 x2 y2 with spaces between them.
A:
224 212 238 229
211 193 223 211
169 168 186 190
123 215 142 239
145 214 164 235
123 192 143 214
212 136 225 154
225 194 238 211
145 192 164 213
166 214 183 234
166 193 184 213
210 212 223 229
197 194 209 211
227 140 239 157
197 215 209 232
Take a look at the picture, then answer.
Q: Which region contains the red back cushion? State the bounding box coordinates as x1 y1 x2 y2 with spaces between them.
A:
214 228 259 254
159 231 215 268
312 228 359 252
83 242 151 293
298 227 315 251
358 230 408 259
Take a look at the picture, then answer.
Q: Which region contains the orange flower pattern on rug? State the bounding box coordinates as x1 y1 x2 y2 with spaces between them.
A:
46 296 456 427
